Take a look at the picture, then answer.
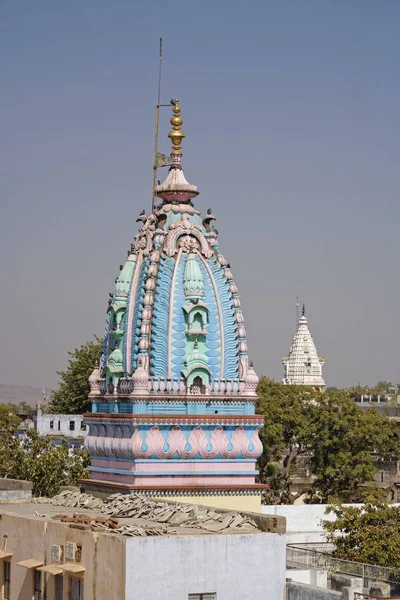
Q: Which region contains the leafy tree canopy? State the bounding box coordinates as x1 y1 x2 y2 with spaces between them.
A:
19 431 90 497
256 378 315 503
0 423 90 497
323 499 400 568
0 406 23 479
0 404 21 430
256 379 400 504
309 390 399 502
46 336 102 414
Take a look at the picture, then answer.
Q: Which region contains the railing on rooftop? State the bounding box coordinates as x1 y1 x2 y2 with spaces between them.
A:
354 595 400 600
287 545 400 588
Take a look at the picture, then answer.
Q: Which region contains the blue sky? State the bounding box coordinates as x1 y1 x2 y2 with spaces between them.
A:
0 0 399 388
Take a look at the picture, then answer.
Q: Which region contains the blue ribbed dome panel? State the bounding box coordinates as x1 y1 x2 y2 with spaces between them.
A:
130 258 148 373
196 256 221 379
150 255 174 377
171 254 187 378
208 258 239 379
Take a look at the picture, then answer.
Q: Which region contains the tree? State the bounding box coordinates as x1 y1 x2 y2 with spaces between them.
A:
256 380 400 504
308 391 400 502
19 431 90 497
0 406 24 479
0 405 21 426
47 336 103 414
256 378 316 503
323 499 400 567
0 407 90 496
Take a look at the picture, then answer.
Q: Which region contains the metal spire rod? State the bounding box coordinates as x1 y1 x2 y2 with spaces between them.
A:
295 295 299 328
151 38 163 214
151 40 172 212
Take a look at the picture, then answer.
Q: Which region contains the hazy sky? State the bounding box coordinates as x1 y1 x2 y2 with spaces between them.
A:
1 0 399 389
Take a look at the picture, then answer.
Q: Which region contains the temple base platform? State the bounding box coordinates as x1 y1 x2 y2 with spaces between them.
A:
79 480 268 513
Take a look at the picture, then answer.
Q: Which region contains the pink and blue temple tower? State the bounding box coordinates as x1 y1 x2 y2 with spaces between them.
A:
82 101 266 510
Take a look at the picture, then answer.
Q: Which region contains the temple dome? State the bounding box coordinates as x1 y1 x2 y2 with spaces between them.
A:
99 101 255 396
83 98 266 506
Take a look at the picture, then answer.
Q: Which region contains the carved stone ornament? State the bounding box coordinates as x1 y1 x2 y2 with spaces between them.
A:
132 355 149 394
244 363 259 396
164 214 213 258
88 362 101 396
133 215 156 255
178 235 200 253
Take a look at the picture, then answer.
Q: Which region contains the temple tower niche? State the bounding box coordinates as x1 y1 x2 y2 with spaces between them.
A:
282 305 325 392
82 100 266 511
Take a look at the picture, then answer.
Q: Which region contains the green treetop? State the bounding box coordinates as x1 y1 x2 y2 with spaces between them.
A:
256 379 400 504
323 498 400 567
47 336 103 414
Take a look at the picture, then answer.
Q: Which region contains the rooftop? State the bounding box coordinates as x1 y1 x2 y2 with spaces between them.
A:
0 491 284 538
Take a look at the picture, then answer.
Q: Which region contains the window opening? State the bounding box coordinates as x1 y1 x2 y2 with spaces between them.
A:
55 574 63 600
71 577 83 600
34 569 42 600
3 560 10 600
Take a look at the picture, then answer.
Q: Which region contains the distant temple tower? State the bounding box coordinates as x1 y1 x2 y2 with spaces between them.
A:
81 100 266 511
282 305 325 391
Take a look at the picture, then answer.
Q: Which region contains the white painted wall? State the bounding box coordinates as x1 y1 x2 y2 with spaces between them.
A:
36 410 88 437
262 504 400 544
287 569 327 588
125 532 286 600
262 504 358 544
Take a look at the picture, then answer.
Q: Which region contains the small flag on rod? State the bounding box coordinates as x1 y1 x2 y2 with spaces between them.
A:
155 152 173 168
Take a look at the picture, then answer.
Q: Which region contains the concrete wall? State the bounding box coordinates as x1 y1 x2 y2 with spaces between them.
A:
286 569 327 588
262 504 338 543
263 504 367 544
287 581 342 600
330 574 362 595
125 532 286 600
0 510 126 600
0 504 287 600
0 478 32 501
265 503 400 544
36 410 88 437
156 493 262 513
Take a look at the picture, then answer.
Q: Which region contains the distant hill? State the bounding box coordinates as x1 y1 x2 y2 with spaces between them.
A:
0 383 52 408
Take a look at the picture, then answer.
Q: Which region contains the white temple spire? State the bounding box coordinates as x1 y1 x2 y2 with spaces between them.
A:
282 305 325 391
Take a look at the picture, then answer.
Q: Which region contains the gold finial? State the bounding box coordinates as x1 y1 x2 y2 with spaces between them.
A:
168 99 185 161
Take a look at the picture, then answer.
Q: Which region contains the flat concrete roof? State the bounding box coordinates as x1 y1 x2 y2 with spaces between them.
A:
0 492 286 538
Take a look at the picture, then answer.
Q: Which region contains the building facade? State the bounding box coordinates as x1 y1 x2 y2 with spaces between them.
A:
81 101 266 511
0 497 286 600
36 408 88 439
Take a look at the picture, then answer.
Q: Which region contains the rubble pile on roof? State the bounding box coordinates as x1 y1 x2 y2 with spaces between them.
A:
47 512 171 537
34 491 259 536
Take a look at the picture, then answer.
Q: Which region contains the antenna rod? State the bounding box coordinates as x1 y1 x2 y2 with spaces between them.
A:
295 296 299 329
152 38 163 214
